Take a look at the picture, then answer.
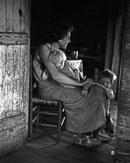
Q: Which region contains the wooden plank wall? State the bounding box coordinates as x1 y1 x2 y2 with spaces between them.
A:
0 0 30 156
115 0 130 162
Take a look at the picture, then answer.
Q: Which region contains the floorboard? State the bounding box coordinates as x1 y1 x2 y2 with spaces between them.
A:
0 101 117 163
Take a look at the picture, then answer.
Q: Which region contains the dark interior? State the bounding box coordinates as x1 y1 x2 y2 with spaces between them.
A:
31 0 117 78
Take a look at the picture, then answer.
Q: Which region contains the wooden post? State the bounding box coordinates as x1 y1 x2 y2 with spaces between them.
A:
115 0 130 162
105 1 115 69
111 0 125 100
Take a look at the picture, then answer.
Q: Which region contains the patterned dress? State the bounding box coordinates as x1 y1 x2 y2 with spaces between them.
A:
33 43 108 134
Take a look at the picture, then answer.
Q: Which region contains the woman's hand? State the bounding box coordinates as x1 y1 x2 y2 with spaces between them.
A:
77 78 94 87
80 78 93 85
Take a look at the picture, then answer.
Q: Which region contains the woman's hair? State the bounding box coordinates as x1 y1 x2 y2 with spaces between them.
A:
98 69 117 84
49 21 74 42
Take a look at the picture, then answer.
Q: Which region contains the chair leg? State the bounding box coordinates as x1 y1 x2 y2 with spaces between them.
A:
28 99 33 138
57 102 63 142
35 105 40 131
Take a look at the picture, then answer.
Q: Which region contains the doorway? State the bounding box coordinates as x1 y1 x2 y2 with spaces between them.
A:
30 0 119 160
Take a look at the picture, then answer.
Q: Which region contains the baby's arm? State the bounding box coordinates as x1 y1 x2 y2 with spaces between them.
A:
73 69 80 81
79 71 86 80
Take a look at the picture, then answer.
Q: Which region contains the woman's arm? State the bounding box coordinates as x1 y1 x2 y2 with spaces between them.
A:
39 45 88 87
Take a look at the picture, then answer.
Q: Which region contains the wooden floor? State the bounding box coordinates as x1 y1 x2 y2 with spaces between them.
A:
0 102 117 163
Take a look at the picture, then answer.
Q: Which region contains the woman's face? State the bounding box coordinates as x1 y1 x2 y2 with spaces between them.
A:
59 32 71 49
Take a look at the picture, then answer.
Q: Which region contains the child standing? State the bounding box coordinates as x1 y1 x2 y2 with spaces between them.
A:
92 69 117 139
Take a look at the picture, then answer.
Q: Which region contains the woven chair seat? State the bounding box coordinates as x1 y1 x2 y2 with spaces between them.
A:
32 97 60 106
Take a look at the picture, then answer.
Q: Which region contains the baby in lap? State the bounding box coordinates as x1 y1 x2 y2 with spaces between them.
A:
49 49 85 81
49 48 91 96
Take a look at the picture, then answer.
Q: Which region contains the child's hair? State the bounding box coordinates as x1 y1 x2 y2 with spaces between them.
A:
98 69 117 84
49 49 66 67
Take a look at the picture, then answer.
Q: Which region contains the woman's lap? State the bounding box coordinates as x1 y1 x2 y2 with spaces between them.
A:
38 81 107 133
38 80 83 103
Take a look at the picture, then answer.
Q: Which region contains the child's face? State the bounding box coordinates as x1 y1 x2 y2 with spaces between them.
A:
100 77 112 88
56 60 65 69
55 56 65 69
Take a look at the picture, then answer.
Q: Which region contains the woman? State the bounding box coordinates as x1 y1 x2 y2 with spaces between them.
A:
33 21 116 146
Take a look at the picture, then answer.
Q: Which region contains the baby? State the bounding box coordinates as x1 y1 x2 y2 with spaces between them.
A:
49 49 93 97
49 49 85 81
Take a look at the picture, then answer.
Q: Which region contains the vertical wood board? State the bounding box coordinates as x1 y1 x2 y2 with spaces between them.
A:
0 0 28 33
0 0 6 31
14 0 21 32
21 0 26 32
0 45 29 119
0 113 25 156
6 0 14 32
115 0 130 162
0 0 30 156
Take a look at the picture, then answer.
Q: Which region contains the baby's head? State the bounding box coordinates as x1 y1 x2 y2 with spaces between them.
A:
50 49 66 69
98 69 117 88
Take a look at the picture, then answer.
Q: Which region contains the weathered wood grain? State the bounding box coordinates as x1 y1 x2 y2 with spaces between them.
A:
118 92 130 115
14 0 21 32
122 58 130 67
21 0 26 32
0 0 6 31
119 90 130 98
117 125 130 140
121 67 130 80
6 0 14 32
115 1 130 162
115 160 129 163
26 0 30 34
0 0 30 156
0 33 28 45
120 79 130 91
124 33 130 43
0 45 29 119
117 113 130 128
118 105 130 116
115 137 130 162
0 113 25 156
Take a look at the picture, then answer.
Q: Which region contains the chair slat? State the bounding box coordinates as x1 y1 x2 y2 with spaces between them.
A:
32 97 59 106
